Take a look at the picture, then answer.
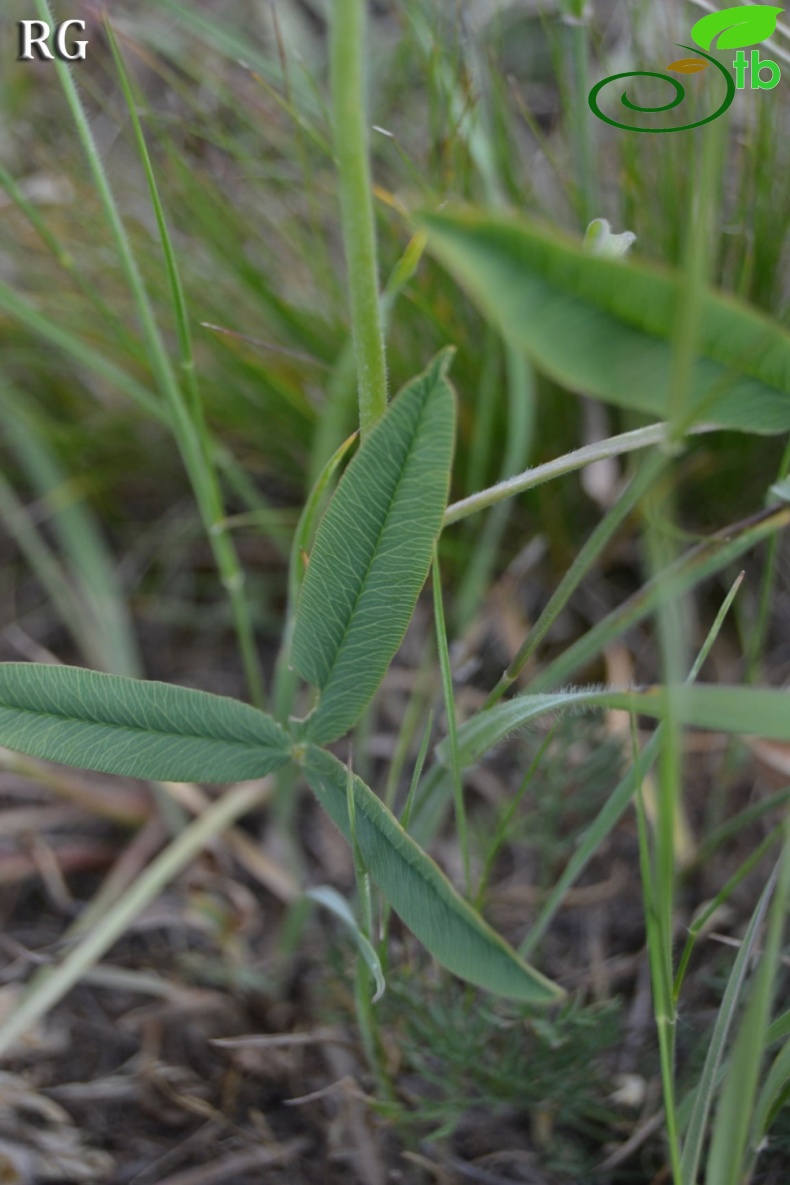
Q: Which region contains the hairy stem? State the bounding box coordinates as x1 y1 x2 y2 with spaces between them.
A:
330 0 388 437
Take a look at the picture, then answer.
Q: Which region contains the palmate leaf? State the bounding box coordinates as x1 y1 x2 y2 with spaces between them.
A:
300 745 563 1003
291 350 455 744
419 209 790 434
0 663 290 782
690 5 783 51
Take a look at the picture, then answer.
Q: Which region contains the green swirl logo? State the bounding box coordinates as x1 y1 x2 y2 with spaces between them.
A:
588 4 783 133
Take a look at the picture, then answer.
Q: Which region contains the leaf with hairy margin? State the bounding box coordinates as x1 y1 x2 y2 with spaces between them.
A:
443 685 790 771
0 663 290 782
292 350 455 744
300 744 564 1003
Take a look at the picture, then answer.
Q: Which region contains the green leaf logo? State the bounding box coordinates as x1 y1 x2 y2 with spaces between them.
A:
690 4 783 51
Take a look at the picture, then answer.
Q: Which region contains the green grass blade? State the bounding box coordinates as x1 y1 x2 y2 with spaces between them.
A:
485 449 668 707
523 569 746 963
299 745 563 1003
0 282 281 558
150 0 320 115
292 351 456 743
400 709 434 834
0 664 289 783
448 684 790 769
454 347 533 630
419 208 790 434
0 385 141 678
674 825 782 1004
432 548 469 892
703 835 790 1185
105 18 266 709
680 861 779 1185
752 1021 790 1150
0 469 99 666
0 279 163 421
306 885 385 1003
521 728 661 959
0 159 140 357
529 504 790 693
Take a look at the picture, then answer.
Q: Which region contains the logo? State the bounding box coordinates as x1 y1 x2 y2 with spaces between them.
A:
17 19 88 62
588 4 783 132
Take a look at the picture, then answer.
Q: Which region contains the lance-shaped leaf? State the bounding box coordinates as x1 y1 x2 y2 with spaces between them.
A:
292 351 456 744
691 5 783 51
306 885 386 1002
445 685 790 771
300 745 563 1002
418 209 790 435
0 663 290 782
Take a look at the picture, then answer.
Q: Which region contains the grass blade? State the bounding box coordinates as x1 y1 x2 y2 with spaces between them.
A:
432 548 469 892
0 385 141 678
105 18 266 708
529 504 790 693
306 885 385 1003
703 836 790 1184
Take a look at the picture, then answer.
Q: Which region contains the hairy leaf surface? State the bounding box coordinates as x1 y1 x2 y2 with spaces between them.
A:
446 685 790 769
301 745 563 1003
0 663 290 782
292 351 455 743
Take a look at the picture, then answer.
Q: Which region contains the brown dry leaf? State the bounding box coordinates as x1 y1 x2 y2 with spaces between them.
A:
667 58 708 73
746 737 790 782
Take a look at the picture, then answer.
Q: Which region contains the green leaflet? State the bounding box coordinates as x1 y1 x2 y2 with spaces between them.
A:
306 885 386 1002
301 745 563 1003
419 209 790 434
291 351 456 743
691 5 783 51
0 663 290 782
446 685 790 770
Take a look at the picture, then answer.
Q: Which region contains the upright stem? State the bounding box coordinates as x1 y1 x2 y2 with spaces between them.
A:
330 0 388 438
564 4 599 225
